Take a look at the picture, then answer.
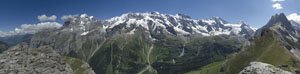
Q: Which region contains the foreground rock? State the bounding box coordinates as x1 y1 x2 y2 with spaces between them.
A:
0 43 74 74
239 62 292 74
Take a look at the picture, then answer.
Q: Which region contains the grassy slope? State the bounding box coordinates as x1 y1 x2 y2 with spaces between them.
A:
63 56 92 74
223 29 299 74
152 35 241 74
88 33 241 74
185 61 224 74
89 32 156 74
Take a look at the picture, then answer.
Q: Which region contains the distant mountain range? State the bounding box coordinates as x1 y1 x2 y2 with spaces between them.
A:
104 12 256 38
1 12 300 74
0 12 256 48
0 34 32 47
29 12 254 74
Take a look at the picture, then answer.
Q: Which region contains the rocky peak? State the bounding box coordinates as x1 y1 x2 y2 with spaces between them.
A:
253 13 300 60
264 13 293 30
212 17 227 24
255 13 296 37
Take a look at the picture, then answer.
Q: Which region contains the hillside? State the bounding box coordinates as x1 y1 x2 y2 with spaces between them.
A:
222 13 300 74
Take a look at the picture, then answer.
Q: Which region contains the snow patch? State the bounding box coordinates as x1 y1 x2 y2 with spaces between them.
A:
173 26 190 34
109 19 126 28
287 34 298 42
127 29 136 35
202 19 216 25
81 31 89 36
210 31 231 36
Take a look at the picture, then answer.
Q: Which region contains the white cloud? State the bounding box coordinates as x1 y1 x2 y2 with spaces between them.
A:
0 31 14 37
61 15 75 21
0 22 62 37
272 3 283 10
61 14 94 21
287 13 300 24
38 14 57 22
272 0 285 2
0 14 68 37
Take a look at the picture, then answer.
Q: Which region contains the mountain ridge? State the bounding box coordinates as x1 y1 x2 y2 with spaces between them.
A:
222 13 300 74
104 12 256 37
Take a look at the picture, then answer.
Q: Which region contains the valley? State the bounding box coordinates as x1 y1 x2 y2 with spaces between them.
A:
1 12 300 74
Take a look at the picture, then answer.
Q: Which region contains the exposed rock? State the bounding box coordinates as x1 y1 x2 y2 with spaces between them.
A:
240 62 292 74
0 43 74 74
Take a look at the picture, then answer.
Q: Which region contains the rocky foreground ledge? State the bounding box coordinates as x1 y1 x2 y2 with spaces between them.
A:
0 43 74 74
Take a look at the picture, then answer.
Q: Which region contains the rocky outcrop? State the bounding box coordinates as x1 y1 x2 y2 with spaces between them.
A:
0 43 74 74
239 62 292 74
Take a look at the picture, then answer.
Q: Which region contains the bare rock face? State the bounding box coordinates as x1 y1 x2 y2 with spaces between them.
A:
0 43 74 74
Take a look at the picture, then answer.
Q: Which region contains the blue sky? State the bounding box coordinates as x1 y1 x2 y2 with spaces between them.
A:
0 0 299 31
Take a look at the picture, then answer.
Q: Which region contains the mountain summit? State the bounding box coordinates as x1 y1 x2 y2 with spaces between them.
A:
257 13 300 56
255 13 297 37
223 13 300 74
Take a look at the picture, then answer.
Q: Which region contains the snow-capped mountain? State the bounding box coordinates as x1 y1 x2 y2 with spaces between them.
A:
30 12 252 74
104 12 256 37
60 12 256 39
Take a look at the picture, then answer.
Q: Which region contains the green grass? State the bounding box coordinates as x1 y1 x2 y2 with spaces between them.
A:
223 29 299 74
185 61 225 74
87 32 242 74
63 56 89 74
106 63 114 74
